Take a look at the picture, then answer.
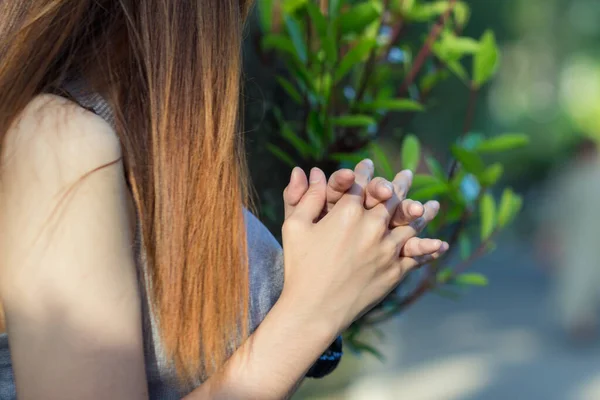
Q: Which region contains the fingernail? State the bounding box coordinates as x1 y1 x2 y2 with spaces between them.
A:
409 201 423 216
309 168 321 183
364 158 374 167
381 181 393 194
290 167 300 181
402 169 413 178
440 242 450 252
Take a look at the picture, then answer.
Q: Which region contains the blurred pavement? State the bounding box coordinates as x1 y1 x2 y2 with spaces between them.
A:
297 229 600 400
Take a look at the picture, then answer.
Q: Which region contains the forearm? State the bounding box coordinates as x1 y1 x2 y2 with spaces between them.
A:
185 293 337 400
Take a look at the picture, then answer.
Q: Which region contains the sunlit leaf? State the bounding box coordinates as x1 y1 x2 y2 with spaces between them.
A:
475 133 530 153
338 2 383 35
358 98 424 112
412 174 443 188
454 273 488 286
480 163 504 186
334 38 377 82
410 182 449 200
473 29 500 88
401 134 421 171
497 189 523 227
282 0 308 14
258 0 274 31
437 268 454 283
333 115 377 127
480 192 496 241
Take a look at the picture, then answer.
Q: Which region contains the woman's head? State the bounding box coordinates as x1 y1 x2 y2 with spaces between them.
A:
1 0 253 386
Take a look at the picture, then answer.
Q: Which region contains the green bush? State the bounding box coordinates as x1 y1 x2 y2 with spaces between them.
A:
250 0 527 358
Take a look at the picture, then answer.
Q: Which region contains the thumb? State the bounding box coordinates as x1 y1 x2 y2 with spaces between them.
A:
294 167 327 222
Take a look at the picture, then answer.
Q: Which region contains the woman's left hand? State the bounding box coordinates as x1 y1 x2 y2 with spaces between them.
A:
282 159 449 263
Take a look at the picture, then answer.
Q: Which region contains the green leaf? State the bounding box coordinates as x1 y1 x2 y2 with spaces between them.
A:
337 2 383 35
401 134 421 171
285 16 308 63
281 126 314 159
274 108 315 159
480 163 504 186
425 156 447 181
307 111 325 152
330 152 367 165
473 29 500 88
453 2 471 27
334 38 376 83
446 60 469 83
437 268 454 284
454 273 488 286
283 56 315 92
347 339 385 361
436 31 480 58
497 189 523 227
333 115 377 127
409 182 449 200
358 98 424 112
282 0 308 14
329 0 344 18
370 143 394 180
262 34 297 58
451 146 485 175
459 232 471 261
475 133 530 153
405 0 452 21
276 76 303 104
305 2 328 37
322 35 338 65
480 192 496 241
412 174 443 188
266 144 296 168
257 0 274 31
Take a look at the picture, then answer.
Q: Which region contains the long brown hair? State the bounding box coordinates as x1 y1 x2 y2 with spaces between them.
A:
0 0 254 386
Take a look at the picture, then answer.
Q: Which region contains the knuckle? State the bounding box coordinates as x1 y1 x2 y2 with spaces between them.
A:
282 218 304 235
343 201 364 219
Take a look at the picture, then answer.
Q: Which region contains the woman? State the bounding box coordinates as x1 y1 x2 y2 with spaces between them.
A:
0 1 448 399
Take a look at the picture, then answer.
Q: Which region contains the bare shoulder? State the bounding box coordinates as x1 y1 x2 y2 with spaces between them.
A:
2 93 122 181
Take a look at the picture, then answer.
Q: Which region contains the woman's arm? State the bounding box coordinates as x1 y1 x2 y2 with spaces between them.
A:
186 291 337 400
0 95 148 400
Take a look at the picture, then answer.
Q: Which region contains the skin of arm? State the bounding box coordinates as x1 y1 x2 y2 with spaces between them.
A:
0 95 148 400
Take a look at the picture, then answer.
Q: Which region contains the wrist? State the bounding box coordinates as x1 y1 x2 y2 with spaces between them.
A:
275 289 341 346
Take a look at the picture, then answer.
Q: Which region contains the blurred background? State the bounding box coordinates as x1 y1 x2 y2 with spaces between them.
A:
242 0 600 398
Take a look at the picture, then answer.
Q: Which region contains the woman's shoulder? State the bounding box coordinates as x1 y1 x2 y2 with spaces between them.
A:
3 94 121 179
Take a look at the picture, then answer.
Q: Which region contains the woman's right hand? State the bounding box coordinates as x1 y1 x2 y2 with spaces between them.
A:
280 160 424 336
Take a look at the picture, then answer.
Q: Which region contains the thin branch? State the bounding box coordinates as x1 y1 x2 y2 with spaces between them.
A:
398 0 457 95
376 0 456 136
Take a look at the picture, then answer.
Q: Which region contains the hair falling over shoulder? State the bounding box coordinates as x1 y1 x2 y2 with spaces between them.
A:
0 0 254 386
